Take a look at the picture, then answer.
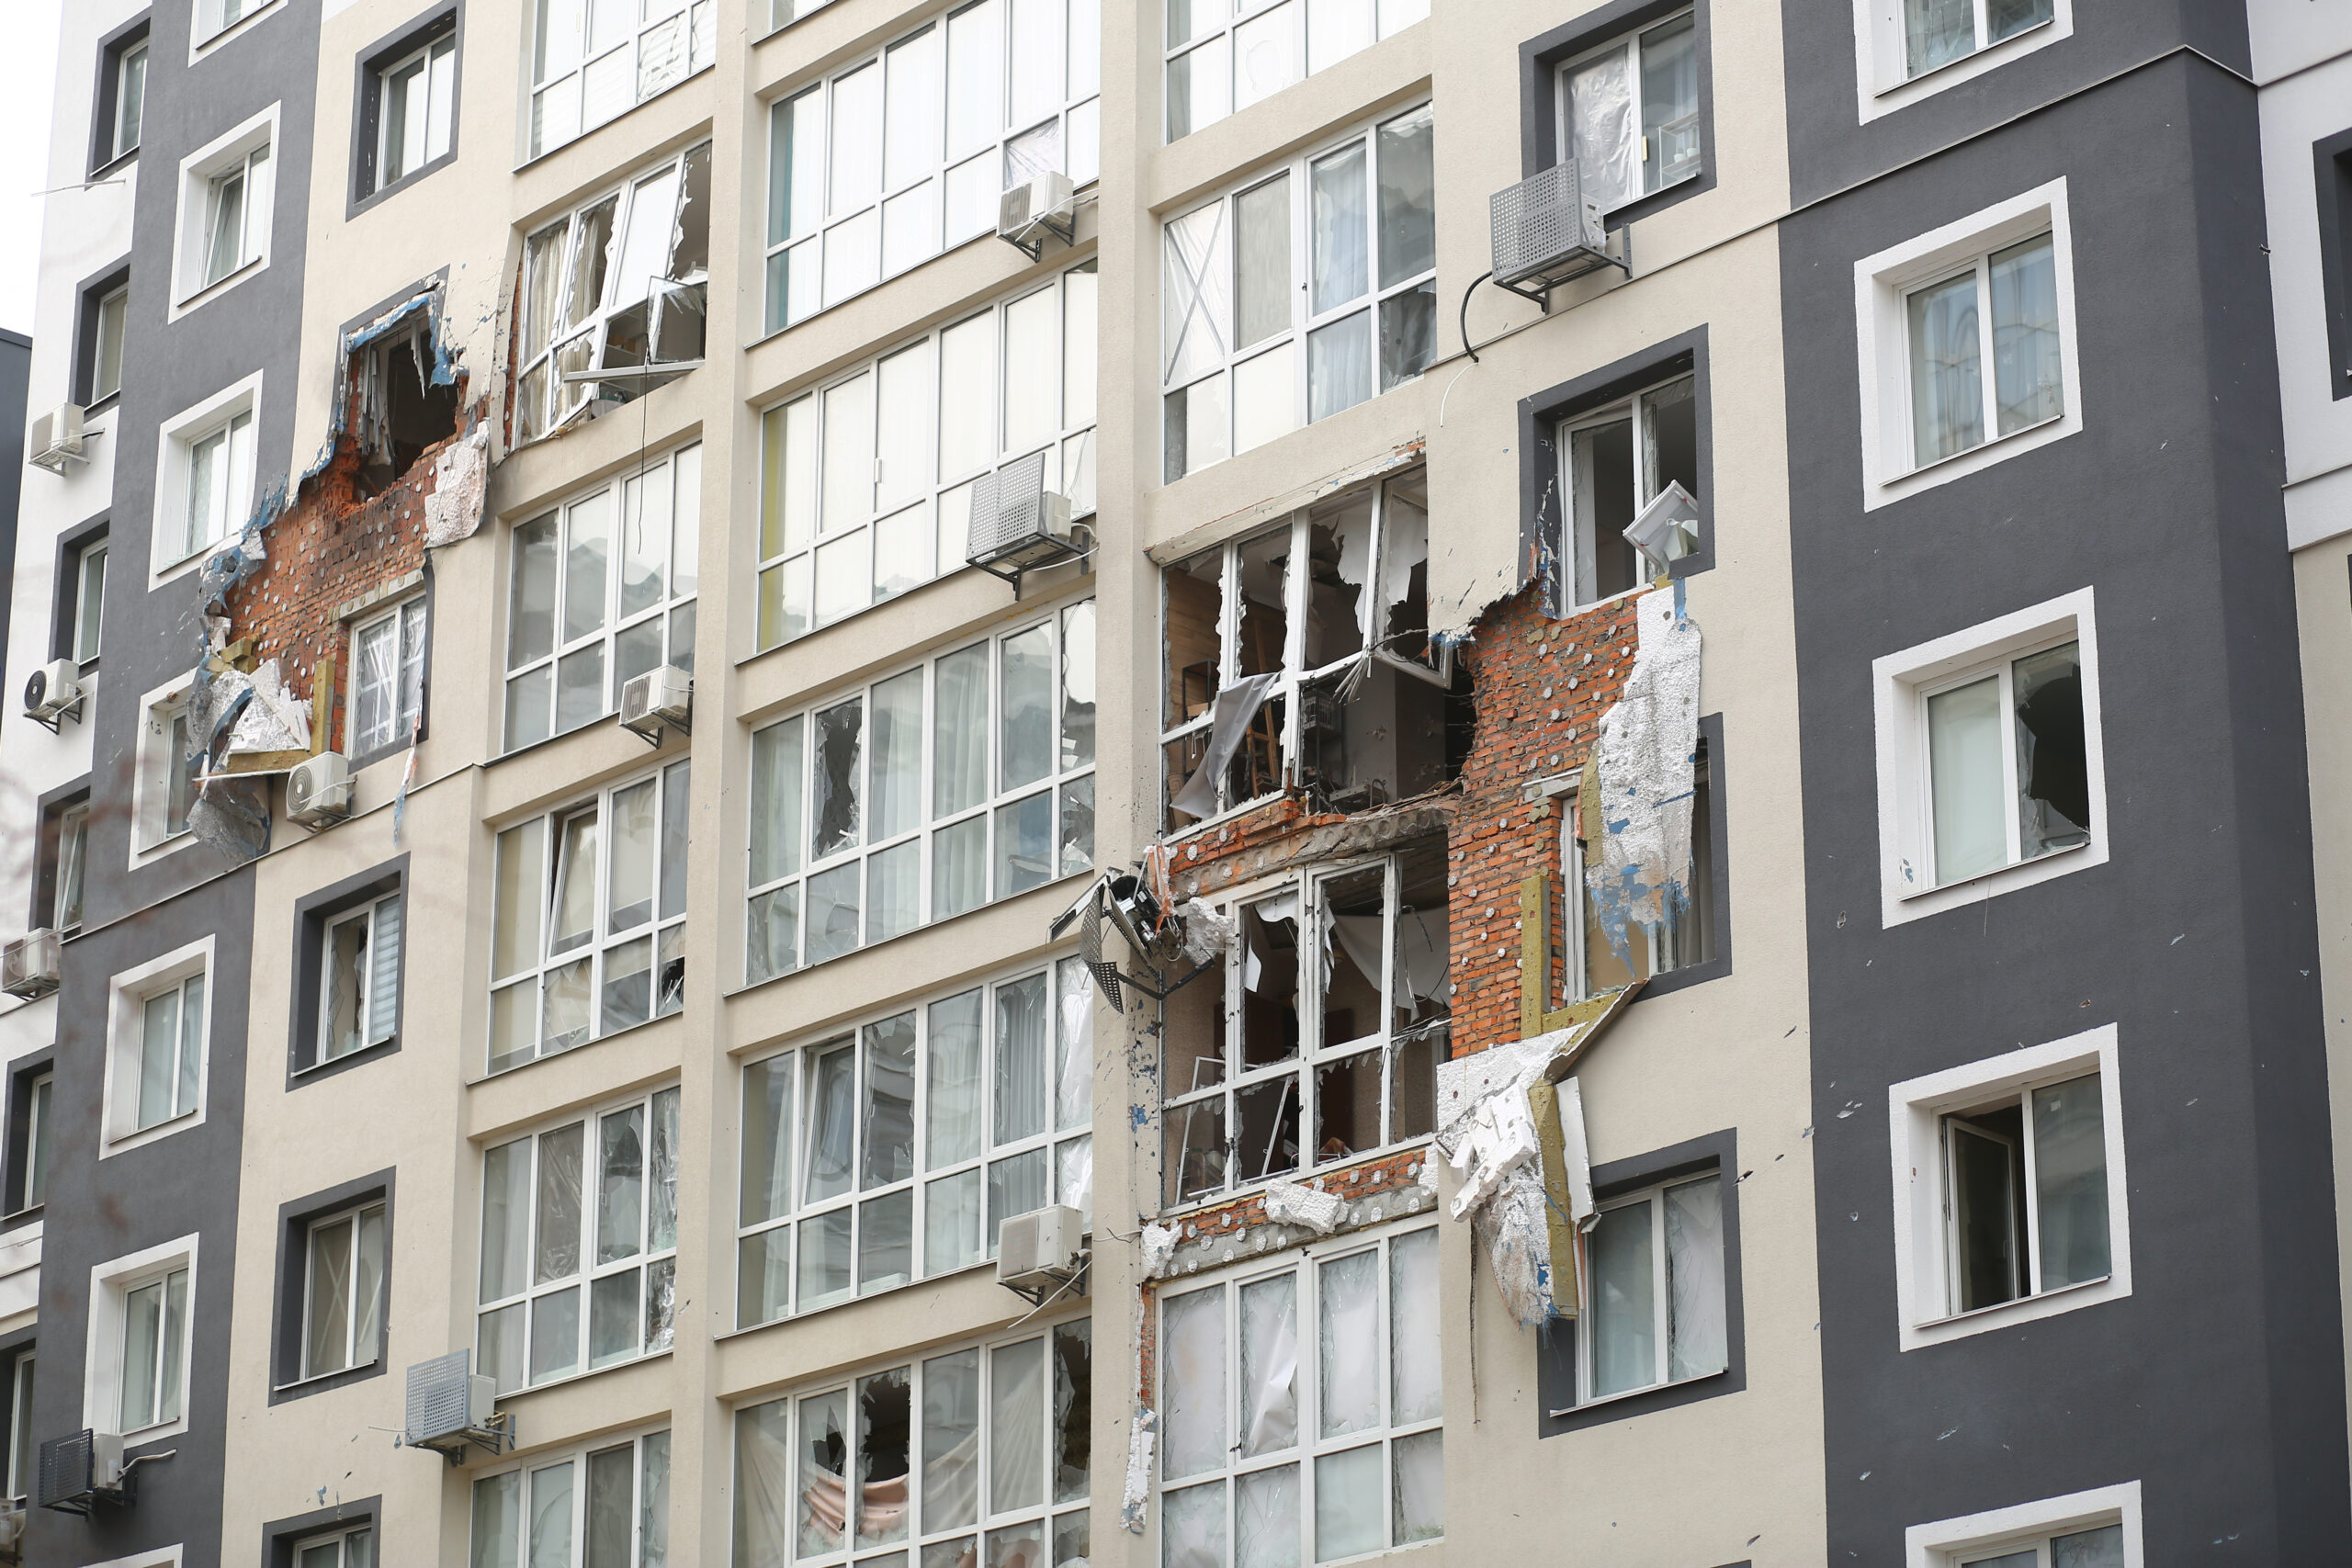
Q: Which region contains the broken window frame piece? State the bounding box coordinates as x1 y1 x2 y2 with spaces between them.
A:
526 0 717 160
349 595 427 759
371 28 457 193
1159 1222 1443 1564
502 441 699 751
1554 371 1699 610
318 890 404 1064
1552 8 1702 216
468 1425 673 1568
755 259 1100 648
743 600 1096 982
1556 747 1714 1004
514 141 713 446
1161 851 1446 1208
487 761 691 1075
1161 101 1438 481
1160 469 1444 829
474 1089 682 1396
761 0 1103 333
1161 0 1429 141
1935 1069 2110 1320
1573 1171 1726 1404
1915 633 2088 889
733 958 1094 1326
729 1317 1091 1568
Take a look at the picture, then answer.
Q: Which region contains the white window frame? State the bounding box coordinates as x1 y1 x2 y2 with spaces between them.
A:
1855 178 2079 509
1852 0 2072 123
526 0 716 161
349 594 427 759
1162 0 1428 143
1551 8 1702 215
317 891 405 1066
85 1234 199 1443
288 1525 373 1568
1888 1024 2130 1351
71 539 107 663
1161 102 1439 482
193 0 283 54
1155 1220 1444 1563
168 106 277 314
735 957 1094 1326
1871 585 2106 927
514 147 712 446
500 442 699 750
744 601 1096 982
1160 853 1446 1210
152 373 265 581
1906 1481 2142 1568
54 804 90 931
130 676 198 863
372 29 457 195
1553 371 1702 610
1570 1170 1726 1406
729 1318 1091 1567
6 1351 33 1501
469 1426 671 1567
12 1070 53 1214
90 286 129 405
487 761 691 1076
298 1201 387 1382
755 259 1099 648
107 39 148 164
100 938 215 1158
474 1089 681 1394
761 0 1103 333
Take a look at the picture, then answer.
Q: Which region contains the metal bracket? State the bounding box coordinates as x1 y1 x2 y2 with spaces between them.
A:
1490 228 1633 311
25 690 85 735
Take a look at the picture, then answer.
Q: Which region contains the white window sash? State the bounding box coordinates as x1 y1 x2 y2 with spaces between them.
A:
527 0 715 158
469 1428 671 1567
300 1202 385 1379
1160 0 1429 142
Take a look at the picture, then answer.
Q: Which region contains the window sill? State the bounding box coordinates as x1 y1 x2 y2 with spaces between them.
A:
172 256 266 318
493 1343 673 1404
115 1107 199 1145
1548 1365 1724 1420
1912 1274 2109 1332
716 1254 1011 1342
272 1358 382 1395
1893 410 2064 487
1875 17 2054 99
731 861 1096 998
87 149 138 183
1900 838 2087 901
474 1007 677 1086
291 1034 400 1086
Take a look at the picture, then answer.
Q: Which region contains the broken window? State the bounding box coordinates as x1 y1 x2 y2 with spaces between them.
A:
345 319 461 489
487 761 689 1075
469 1427 671 1568
1159 1224 1442 1566
736 959 1092 1325
1162 104 1436 480
503 442 698 750
527 0 716 159
1556 371 1698 608
1162 845 1447 1208
1922 636 2087 886
1562 739 1715 1000
1162 0 1427 141
745 604 1093 981
350 596 427 759
761 1 1102 331
515 142 711 446
319 890 403 1062
1161 470 1464 829
756 260 1098 647
475 1088 680 1393
730 1320 1090 1568
1556 9 1701 215
1939 1072 2109 1316
1576 1172 1725 1403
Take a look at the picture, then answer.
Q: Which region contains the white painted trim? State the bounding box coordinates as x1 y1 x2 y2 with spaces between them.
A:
1905 1480 2143 1567
1887 1024 2131 1352
99 937 216 1159
127 671 202 868
84 1233 201 1444
190 0 285 62
1853 178 2081 511
1849 0 2072 124
165 103 279 321
149 370 266 585
88 1548 186 1568
1871 585 2108 927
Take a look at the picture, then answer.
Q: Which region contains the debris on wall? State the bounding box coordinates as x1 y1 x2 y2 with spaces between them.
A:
423 423 491 546
1583 584 1703 964
1260 1179 1347 1236
1120 1407 1158 1533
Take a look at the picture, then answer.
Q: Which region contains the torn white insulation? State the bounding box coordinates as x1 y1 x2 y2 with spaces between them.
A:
1139 1223 1180 1278
423 423 491 546
1121 1408 1157 1533
1587 585 1703 964
1555 1077 1596 1229
1170 671 1280 818
1435 1034 1565 1326
1442 1077 1542 1221
1174 897 1238 967
1260 1179 1346 1235
226 660 311 755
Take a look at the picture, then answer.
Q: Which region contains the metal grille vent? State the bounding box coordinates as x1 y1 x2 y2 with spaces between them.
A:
1489 163 1609 290
405 1349 476 1445
967 450 1050 561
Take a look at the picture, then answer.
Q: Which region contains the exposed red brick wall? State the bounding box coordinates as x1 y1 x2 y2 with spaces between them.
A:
1445 584 1645 1062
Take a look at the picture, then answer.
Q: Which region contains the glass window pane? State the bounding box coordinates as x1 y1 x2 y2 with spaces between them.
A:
929 988 987 1164
861 1190 914 1292
1234 2 1300 109
1234 175 1293 354
597 1106 646 1265
1005 287 1061 457
934 647 991 818
2032 1073 2110 1289
2051 1525 2126 1568
1639 15 1700 192
1159 1285 1227 1479
1928 674 2006 884
584 1444 634 1568
472 1470 523 1568
934 816 988 921
607 781 657 934
1663 1175 1727 1381
742 1055 797 1226
872 671 926 841
922 1348 982 1530
994 975 1048 1145
1377 281 1436 391
1053 1318 1092 1505
510 514 560 669
1391 1428 1443 1544
2013 639 2089 857
876 342 936 513
986 1148 1048 1242
1064 263 1099 426
1313 1445 1383 1562
925 1168 984 1274
989 1337 1046 1512
863 1012 919 1189
798 1389 851 1557
1238 1274 1298 1457
813 699 865 859
481 1140 533 1301
528 1285 581 1383
1589 1197 1657 1396
831 62 885 214
751 716 806 886
886 28 945 192
1307 310 1372 422
1165 36 1229 141
1905 0 1975 76
798 1207 854 1305
1388 1227 1442 1420
1317 1249 1380 1438
536 1124 586 1283
806 1040 858 1204
1907 269 1984 465
940 313 1000 480
1001 626 1056 791
1307 0 1374 72
996 792 1054 897
1309 142 1368 313
1950 1120 2022 1311
1374 106 1433 288
306 1217 355 1375
808 863 863 964
588 1267 639 1367
1989 235 2062 434
563 491 612 644
946 0 1006 157
1165 202 1231 386
822 372 876 535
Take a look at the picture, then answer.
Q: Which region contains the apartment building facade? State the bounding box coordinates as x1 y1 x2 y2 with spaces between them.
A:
0 1 2346 1566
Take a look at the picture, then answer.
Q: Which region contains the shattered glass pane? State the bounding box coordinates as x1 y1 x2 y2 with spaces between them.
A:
863 1012 919 1189
1317 1250 1379 1437
2052 1525 2125 1568
1387 1228 1442 1422
1240 903 1300 1066
1056 957 1093 1131
747 885 801 985
799 1388 851 1557
1052 1319 1091 1503
1236 1075 1299 1183
922 1348 981 1532
1160 1286 1227 1479
1312 1445 1382 1562
806 1039 856 1204
935 646 991 817
1235 1463 1298 1568
1052 1510 1090 1566
565 198 616 335
925 1169 983 1275
857 1367 913 1547
1166 1095 1227 1206
1059 774 1097 874
986 1522 1044 1568
1165 549 1225 726
1390 1429 1442 1544
2013 640 2088 860
813 699 865 859
1238 1274 1299 1456
1161 1480 1227 1568
1306 498 1372 668
1001 624 1057 792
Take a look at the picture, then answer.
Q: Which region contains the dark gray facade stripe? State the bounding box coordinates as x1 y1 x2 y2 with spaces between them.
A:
1777 51 2347 1562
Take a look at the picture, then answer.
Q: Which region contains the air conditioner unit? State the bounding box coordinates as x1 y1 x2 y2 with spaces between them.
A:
23 659 85 729
619 665 692 744
286 751 353 826
966 450 1082 594
999 171 1077 260
37 1430 128 1516
404 1348 512 1465
1488 162 1620 305
1 931 61 1002
997 1203 1086 1293
27 405 91 477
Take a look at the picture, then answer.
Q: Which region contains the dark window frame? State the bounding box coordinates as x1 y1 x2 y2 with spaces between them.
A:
268 1171 396 1405
70 259 131 412
87 15 151 179
1518 0 1716 231
1518 327 1714 616
348 4 465 220
2312 129 2352 404
0 1050 57 1225
28 777 94 935
263 1494 383 1566
1536 1127 1745 1435
287 857 411 1088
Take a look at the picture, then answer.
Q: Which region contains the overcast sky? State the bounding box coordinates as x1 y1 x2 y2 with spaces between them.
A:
0 2 63 340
